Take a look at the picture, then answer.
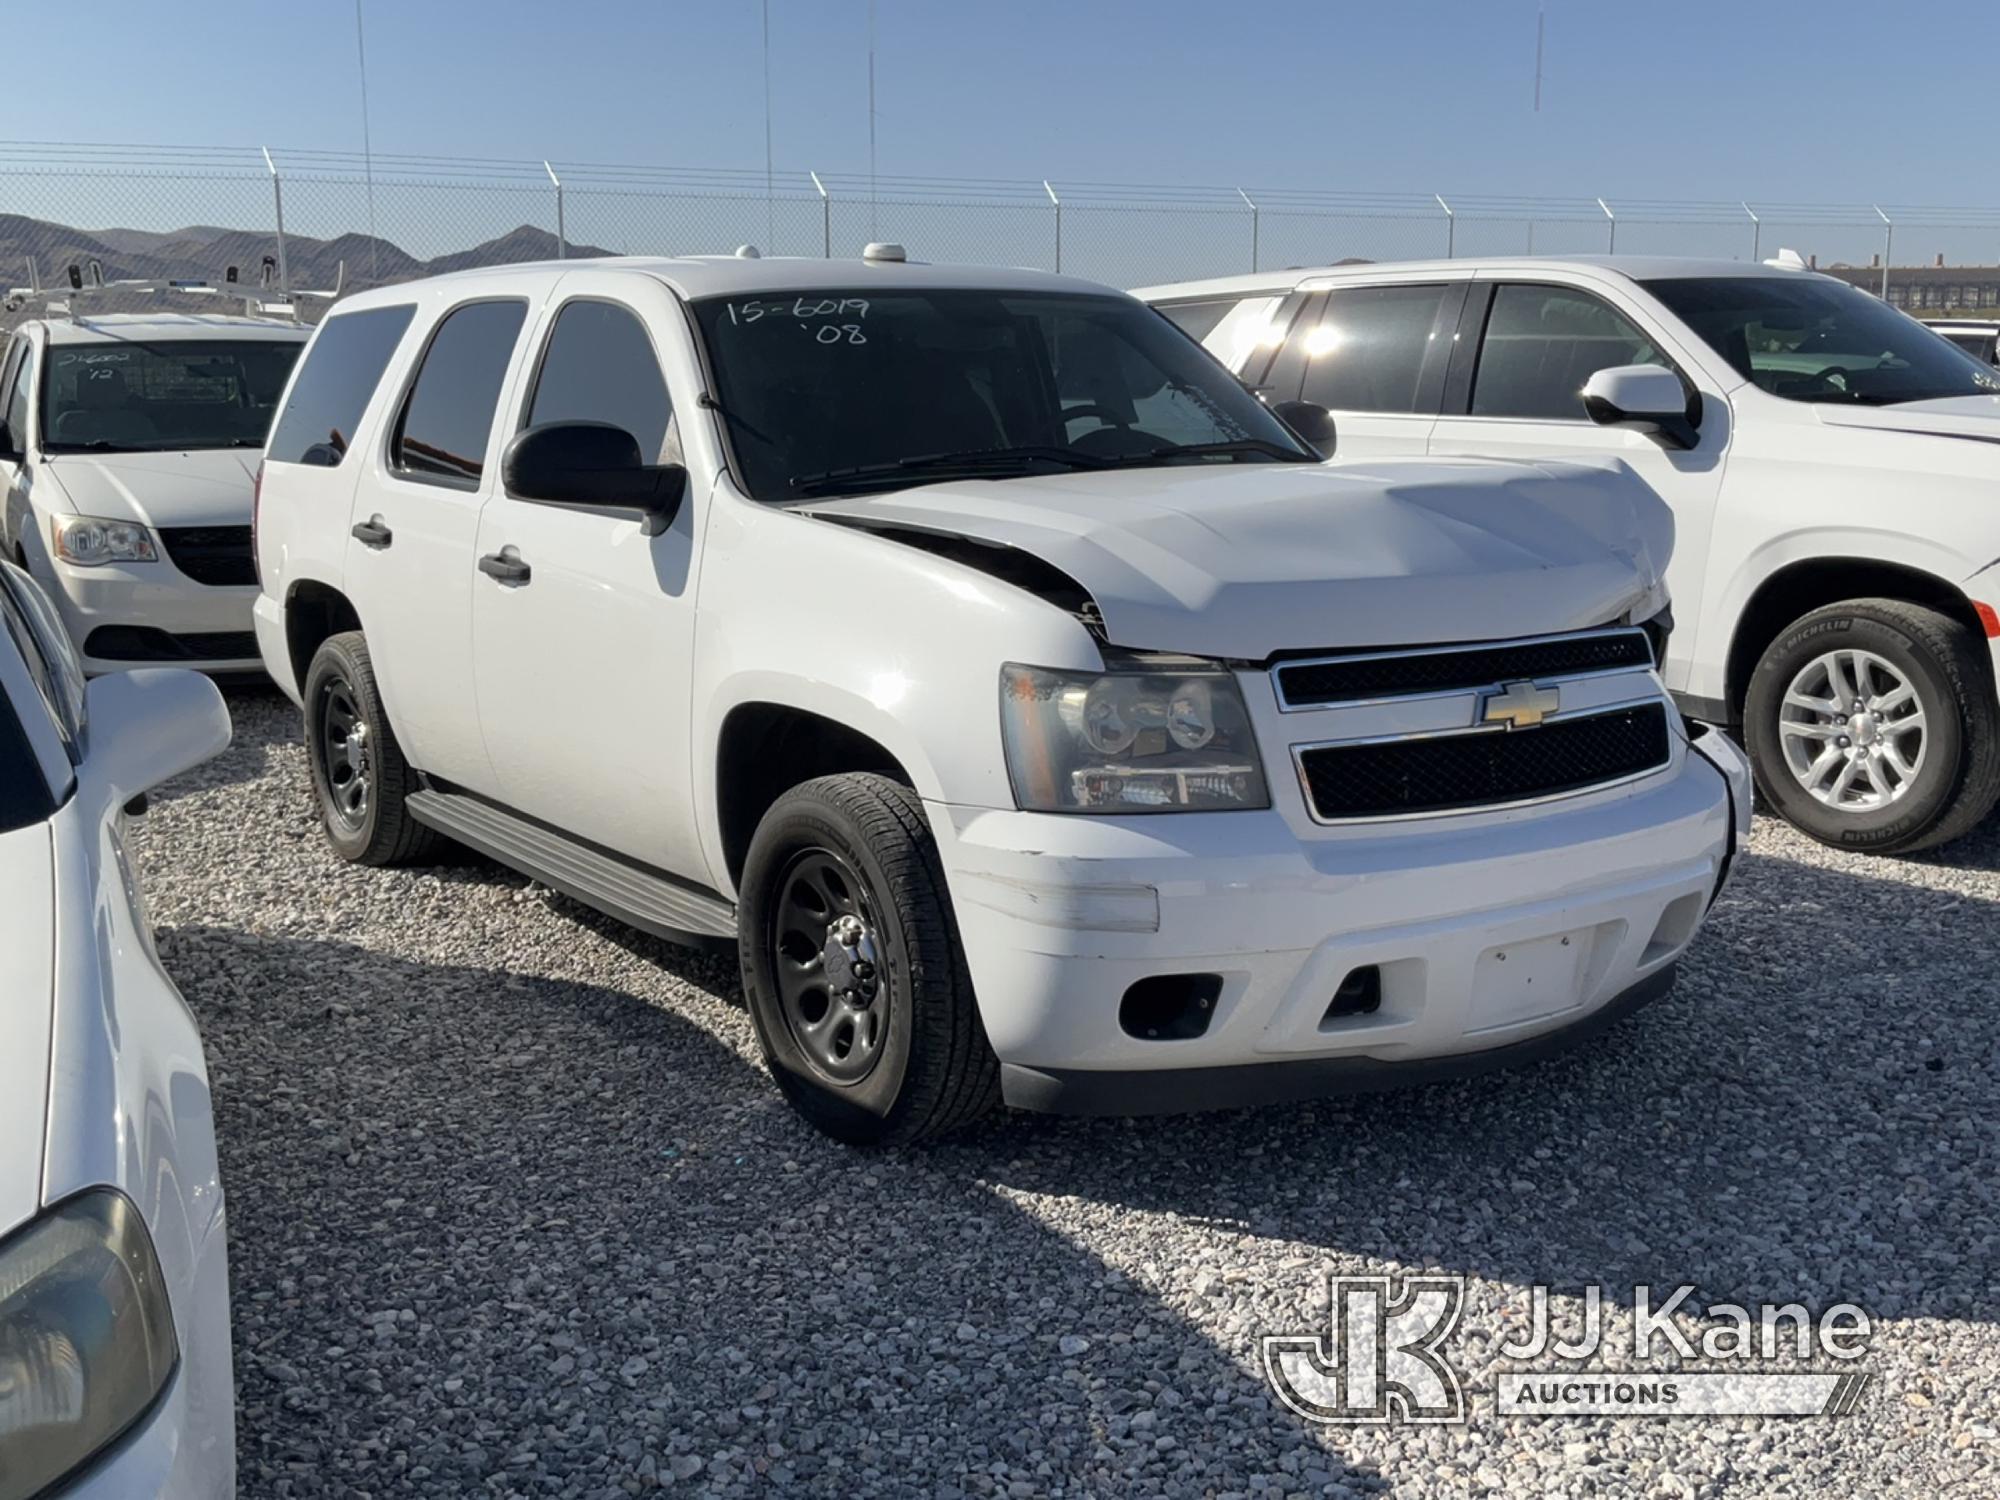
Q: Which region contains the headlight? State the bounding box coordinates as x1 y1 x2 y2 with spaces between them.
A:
49 514 158 566
0 1191 178 1499
1001 662 1270 813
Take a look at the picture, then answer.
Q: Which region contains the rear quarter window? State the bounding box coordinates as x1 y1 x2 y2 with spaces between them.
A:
268 304 417 467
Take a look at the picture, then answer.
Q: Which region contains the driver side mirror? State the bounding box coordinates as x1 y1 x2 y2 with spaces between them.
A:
82 669 232 806
0 421 20 462
1581 366 1699 450
1270 399 1337 457
502 421 686 537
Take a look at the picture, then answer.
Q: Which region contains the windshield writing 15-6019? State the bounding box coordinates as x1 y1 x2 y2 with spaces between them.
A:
692 289 1314 501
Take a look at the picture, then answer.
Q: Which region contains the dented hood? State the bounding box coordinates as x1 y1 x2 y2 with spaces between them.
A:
804 457 1670 659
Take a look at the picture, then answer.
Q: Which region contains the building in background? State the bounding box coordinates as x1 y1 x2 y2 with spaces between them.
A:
1819 256 2000 315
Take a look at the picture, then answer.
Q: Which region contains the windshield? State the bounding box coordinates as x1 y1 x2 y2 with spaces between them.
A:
1643 276 2000 406
690 289 1315 500
41 337 306 453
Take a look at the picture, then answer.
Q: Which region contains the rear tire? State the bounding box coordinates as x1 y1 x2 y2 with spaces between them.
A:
1744 598 2000 854
302 630 445 866
739 773 1000 1145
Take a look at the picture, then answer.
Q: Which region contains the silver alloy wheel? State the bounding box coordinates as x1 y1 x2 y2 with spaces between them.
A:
1777 648 1928 811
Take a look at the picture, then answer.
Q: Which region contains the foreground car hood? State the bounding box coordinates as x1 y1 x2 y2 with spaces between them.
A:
40 449 259 529
0 822 54 1236
1814 395 2000 440
804 458 1667 658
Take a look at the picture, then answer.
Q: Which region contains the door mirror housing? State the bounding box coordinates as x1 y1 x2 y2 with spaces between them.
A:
502 421 686 536
1269 399 1337 457
1581 365 1698 450
82 669 231 804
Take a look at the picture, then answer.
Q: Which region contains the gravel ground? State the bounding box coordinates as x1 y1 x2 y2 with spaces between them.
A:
130 687 2000 1499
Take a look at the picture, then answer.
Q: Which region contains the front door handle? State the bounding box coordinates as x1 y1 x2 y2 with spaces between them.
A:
478 549 531 586
351 516 393 549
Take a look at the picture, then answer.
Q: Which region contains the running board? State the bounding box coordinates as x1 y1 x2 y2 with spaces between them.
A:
406 789 737 948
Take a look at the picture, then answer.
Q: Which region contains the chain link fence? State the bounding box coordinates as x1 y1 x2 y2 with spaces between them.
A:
6 142 2000 328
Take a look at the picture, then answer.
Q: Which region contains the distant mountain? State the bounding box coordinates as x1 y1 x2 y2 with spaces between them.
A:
0 213 615 309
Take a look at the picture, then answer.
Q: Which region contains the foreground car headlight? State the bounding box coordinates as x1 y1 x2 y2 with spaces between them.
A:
49 514 158 566
0 1191 178 1499
1001 662 1270 812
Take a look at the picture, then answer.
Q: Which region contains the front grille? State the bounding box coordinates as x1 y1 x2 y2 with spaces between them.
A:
158 525 255 587
85 626 260 663
1296 702 1671 821
1276 628 1654 709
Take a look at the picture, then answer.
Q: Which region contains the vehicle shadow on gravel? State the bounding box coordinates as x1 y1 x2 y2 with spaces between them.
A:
958 842 2000 1334
164 923 1385 1499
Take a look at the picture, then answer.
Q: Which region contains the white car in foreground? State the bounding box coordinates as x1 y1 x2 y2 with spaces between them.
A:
254 249 1749 1144
0 312 308 675
0 560 234 1495
1138 256 2000 853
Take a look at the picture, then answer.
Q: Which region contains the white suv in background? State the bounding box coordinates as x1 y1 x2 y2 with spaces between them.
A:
1138 256 2000 853
253 250 1748 1144
0 312 308 675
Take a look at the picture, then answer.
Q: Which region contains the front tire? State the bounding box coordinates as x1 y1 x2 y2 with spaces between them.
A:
1744 599 2000 854
302 631 445 866
739 773 1000 1145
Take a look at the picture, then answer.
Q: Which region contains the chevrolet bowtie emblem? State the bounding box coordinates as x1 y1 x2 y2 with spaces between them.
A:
1479 679 1560 730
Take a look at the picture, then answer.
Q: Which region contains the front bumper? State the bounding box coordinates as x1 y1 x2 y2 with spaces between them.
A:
933 722 1751 1116
31 555 261 677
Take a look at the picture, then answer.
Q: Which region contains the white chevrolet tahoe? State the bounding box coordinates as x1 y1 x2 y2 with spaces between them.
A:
1136 256 2000 854
0 313 308 675
252 249 1749 1144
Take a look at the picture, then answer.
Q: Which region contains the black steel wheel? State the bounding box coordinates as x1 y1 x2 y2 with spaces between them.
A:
301 630 444 866
739 773 1000 1146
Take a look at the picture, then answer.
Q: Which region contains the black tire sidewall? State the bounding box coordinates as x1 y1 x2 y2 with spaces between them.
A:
303 635 383 862
1745 608 1964 850
740 793 928 1144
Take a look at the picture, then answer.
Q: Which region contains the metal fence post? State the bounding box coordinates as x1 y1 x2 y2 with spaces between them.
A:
261 146 290 295
1044 180 1062 273
1874 205 1893 299
1238 188 1259 272
811 171 831 257
1598 197 1616 254
1436 194 1455 258
1742 201 1760 262
544 161 565 259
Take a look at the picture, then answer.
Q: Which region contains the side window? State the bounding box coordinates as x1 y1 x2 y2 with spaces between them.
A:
0 560 84 759
1299 285 1449 414
392 300 529 488
525 300 676 463
268 304 416 466
2 342 33 450
1154 298 1242 343
1471 284 1665 421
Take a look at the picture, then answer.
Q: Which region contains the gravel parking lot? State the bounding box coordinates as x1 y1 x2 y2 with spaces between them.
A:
131 687 1999 1499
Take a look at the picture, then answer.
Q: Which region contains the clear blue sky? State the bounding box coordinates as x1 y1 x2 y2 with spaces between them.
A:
15 0 1999 204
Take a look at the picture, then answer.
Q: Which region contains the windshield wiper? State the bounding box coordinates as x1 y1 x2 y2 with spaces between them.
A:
790 446 1111 497
1136 438 1316 463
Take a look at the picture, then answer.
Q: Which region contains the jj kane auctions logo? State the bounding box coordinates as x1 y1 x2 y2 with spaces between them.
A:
1262 1276 1873 1424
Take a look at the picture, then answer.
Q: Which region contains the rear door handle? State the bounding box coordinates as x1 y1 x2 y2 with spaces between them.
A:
351 516 393 549
478 549 531 586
